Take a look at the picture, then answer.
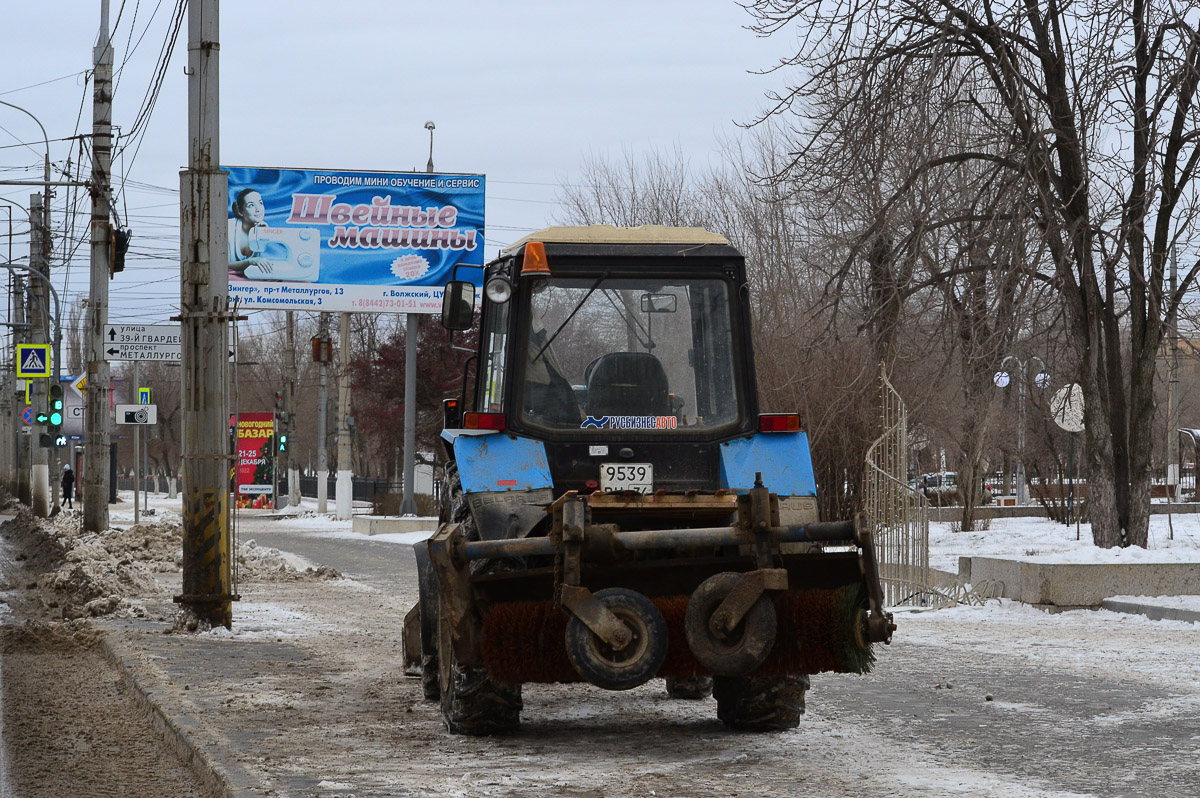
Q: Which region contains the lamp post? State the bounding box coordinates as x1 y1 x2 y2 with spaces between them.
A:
396 122 436 516
425 120 436 173
994 356 1048 505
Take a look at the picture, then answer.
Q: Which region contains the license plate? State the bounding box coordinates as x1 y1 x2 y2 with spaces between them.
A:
599 463 653 494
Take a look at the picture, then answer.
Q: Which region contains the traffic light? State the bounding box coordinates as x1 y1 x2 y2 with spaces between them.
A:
48 384 64 429
278 433 288 453
111 227 132 275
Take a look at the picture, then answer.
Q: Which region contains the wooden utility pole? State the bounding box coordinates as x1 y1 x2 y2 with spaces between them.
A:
177 0 235 628
84 0 114 532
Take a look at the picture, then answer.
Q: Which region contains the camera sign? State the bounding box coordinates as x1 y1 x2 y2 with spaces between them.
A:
115 403 157 425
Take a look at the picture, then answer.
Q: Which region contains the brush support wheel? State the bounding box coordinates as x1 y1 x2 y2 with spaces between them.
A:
685 572 777 677
565 588 668 690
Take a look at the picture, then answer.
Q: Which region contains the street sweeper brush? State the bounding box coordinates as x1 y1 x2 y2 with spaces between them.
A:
480 586 874 684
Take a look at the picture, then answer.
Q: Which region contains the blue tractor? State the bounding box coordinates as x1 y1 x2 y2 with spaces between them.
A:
406 226 894 734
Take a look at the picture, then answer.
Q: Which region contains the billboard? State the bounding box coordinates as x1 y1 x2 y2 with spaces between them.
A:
231 412 275 509
225 167 485 313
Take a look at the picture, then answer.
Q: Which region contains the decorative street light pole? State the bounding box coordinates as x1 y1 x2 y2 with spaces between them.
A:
994 356 1048 505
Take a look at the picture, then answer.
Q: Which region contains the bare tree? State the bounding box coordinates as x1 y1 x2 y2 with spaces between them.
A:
747 0 1200 547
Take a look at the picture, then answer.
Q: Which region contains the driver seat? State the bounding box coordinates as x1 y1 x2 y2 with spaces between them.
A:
585 352 670 417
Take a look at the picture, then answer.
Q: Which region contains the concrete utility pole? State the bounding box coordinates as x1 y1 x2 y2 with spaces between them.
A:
285 310 299 506
28 194 50 517
317 312 329 513
84 0 114 533
178 0 235 628
335 312 353 520
13 275 30 504
9 274 28 501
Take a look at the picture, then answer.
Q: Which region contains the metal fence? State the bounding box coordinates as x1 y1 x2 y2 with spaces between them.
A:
863 366 933 608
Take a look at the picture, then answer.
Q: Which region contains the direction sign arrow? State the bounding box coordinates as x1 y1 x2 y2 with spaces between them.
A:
104 324 183 361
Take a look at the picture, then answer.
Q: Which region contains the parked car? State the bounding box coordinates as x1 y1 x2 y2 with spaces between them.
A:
909 472 993 506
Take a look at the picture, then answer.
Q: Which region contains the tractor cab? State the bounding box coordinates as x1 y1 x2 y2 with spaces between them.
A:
442 226 765 496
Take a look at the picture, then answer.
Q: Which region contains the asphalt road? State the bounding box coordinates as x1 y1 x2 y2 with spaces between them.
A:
228 519 1200 798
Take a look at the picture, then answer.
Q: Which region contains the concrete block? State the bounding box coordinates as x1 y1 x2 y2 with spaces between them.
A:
959 556 1200 606
351 516 437 536
1099 599 1200 624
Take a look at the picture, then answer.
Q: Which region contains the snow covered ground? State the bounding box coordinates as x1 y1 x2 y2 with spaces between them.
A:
929 512 1200 570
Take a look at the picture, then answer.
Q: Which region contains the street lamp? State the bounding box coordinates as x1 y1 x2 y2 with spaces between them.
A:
425 120 436 174
994 355 1048 505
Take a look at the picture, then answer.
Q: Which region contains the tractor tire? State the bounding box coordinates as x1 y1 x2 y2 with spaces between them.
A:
434 462 523 735
440 659 523 736
414 543 442 701
565 588 668 691
421 462 471 701
713 674 809 732
685 572 777 676
665 676 713 700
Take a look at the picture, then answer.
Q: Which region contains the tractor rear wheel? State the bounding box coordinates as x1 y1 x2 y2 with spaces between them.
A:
713 674 808 731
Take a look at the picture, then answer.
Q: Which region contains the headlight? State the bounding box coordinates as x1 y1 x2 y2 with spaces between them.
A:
485 275 513 304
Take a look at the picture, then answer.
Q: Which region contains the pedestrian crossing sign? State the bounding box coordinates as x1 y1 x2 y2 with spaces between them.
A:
15 344 50 378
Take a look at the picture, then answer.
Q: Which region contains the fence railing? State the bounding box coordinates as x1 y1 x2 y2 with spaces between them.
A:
863 366 933 608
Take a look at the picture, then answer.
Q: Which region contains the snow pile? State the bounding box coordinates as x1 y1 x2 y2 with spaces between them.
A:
26 511 182 619
237 538 342 582
3 508 342 621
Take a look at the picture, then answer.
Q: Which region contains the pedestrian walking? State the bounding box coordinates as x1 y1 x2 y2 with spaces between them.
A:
61 464 75 509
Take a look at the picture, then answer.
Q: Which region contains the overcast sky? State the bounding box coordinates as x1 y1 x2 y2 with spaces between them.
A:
0 1 795 329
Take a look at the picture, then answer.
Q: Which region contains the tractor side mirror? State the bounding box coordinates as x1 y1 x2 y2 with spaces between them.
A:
441 280 475 331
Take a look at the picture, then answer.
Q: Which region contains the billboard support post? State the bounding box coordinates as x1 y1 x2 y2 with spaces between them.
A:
317 312 330 513
335 312 353 520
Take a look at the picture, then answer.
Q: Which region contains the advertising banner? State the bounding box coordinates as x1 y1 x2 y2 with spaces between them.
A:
225 166 485 313
231 412 275 509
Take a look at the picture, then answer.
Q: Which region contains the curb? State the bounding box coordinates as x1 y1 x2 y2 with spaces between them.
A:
1099 599 1200 624
99 632 256 798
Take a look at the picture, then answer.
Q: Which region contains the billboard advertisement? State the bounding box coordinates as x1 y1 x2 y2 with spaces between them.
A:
231 412 275 509
225 166 485 313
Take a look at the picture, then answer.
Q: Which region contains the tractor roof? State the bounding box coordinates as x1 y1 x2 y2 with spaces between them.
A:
501 225 729 256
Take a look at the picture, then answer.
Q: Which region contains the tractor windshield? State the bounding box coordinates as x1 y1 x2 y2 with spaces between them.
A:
520 275 740 433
